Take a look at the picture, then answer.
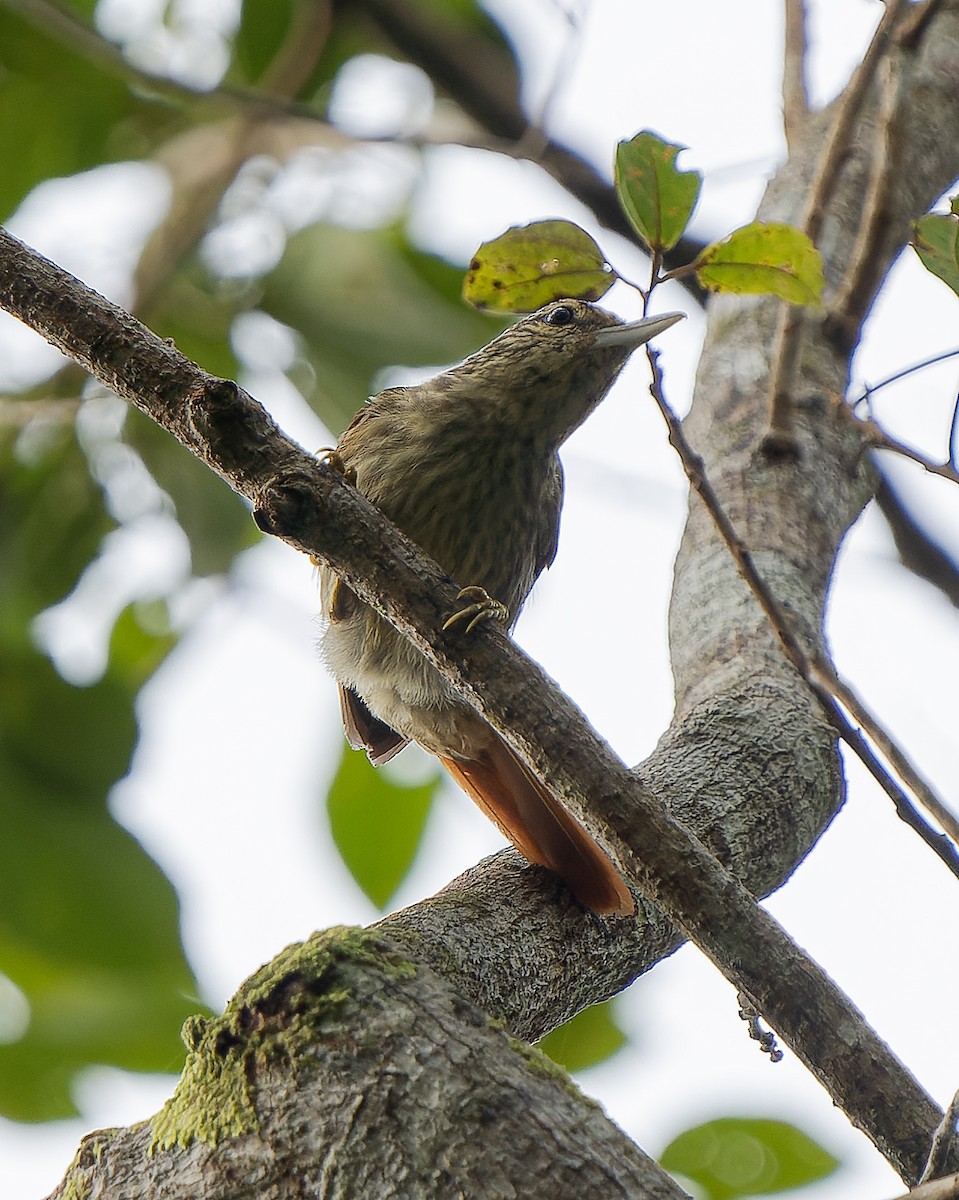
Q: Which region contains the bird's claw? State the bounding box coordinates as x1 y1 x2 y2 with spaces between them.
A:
311 450 356 568
443 586 509 635
317 447 357 486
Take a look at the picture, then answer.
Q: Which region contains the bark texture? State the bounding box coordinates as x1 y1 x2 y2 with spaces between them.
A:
0 2 954 1195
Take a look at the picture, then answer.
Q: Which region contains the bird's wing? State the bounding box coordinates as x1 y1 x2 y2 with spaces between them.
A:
339 685 410 765
535 457 565 575
439 733 633 916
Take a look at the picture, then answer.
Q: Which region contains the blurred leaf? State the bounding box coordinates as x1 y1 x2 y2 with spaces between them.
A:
0 427 199 1121
232 0 301 83
108 601 178 691
660 1118 840 1200
912 208 959 298
0 642 200 1121
695 223 824 306
539 999 627 1073
0 8 161 221
462 220 614 313
261 223 506 433
124 409 257 577
327 744 440 909
615 131 701 252
0 425 113 648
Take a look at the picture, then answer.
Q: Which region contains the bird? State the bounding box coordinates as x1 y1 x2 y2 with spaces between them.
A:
319 298 684 915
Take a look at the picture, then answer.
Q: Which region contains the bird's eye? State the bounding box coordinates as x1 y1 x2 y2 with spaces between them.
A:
544 305 575 326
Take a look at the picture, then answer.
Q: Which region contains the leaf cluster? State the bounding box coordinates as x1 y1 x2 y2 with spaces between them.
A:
464 131 825 313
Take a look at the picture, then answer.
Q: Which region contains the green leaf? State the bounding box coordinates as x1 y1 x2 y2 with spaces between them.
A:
660 1118 840 1200
0 644 200 1120
0 427 199 1121
538 999 627 1073
912 209 959 298
695 223 824 306
462 220 615 313
615 131 701 252
327 745 440 909
262 224 507 434
0 9 162 221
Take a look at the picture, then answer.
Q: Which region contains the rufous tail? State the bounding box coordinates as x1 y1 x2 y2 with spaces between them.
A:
439 734 633 916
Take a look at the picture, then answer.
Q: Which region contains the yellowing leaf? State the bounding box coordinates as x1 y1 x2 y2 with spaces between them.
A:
912 209 959 298
615 131 701 251
463 220 614 312
696 222 824 306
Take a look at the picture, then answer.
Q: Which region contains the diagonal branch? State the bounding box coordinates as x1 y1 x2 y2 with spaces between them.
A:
782 0 810 147
0 225 952 1186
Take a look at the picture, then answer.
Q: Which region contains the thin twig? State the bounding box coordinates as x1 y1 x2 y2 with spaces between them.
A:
765 305 806 454
765 0 908 447
837 388 959 485
0 396 80 426
922 1090 959 1184
895 0 947 49
888 1172 959 1200
516 0 590 160
782 0 810 148
875 467 959 610
828 51 905 338
802 0 907 245
853 347 959 407
811 656 959 851
647 348 959 882
857 416 959 486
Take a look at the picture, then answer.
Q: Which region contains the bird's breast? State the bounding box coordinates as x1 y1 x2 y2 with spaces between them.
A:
353 412 550 616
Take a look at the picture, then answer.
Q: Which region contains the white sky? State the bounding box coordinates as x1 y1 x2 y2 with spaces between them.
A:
3 2 959 1198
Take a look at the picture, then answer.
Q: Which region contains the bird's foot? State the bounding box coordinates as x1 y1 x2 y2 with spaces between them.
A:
443 586 509 635
312 450 357 567
317 447 357 486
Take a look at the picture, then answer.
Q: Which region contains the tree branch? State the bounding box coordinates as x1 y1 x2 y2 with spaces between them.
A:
0 225 952 1188
782 0 810 147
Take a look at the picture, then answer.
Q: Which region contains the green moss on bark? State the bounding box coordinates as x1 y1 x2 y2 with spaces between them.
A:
150 926 416 1152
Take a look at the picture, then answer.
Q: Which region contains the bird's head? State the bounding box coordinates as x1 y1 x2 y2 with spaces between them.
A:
450 299 684 447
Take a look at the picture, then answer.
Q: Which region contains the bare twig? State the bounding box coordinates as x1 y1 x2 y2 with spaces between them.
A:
857 416 959 487
647 347 959 882
895 0 948 49
828 50 905 338
516 0 590 160
811 656 959 852
782 0 810 148
0 396 80 426
802 0 907 247
765 304 806 454
854 347 959 407
765 0 908 447
922 1090 959 1184
875 467 959 610
888 1172 959 1200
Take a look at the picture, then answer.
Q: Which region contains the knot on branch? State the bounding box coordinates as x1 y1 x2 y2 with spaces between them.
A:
253 475 320 538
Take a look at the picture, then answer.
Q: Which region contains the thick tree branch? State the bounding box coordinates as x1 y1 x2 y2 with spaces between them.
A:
0 225 952 1189
54 930 688 1200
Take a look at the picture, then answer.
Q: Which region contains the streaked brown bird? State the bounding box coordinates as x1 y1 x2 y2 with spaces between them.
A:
320 298 683 914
